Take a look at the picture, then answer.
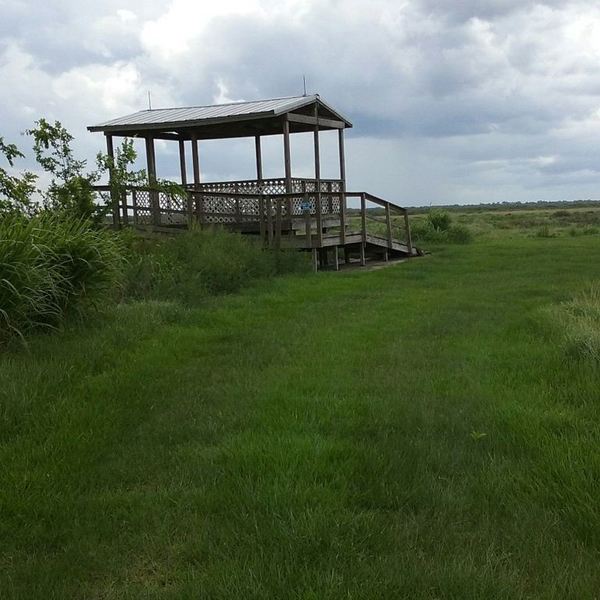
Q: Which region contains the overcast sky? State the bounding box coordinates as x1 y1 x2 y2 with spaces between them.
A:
2 0 600 205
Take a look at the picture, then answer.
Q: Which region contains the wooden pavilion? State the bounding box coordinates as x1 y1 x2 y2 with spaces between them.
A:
88 94 420 270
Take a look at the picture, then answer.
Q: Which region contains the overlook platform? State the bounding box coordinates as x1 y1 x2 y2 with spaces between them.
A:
89 95 421 270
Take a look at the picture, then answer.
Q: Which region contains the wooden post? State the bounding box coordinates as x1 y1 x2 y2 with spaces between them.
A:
259 196 266 243
275 198 282 249
333 246 339 271
283 119 292 193
105 135 119 228
338 128 347 244
314 104 323 247
360 193 367 244
145 135 160 227
304 192 311 247
385 203 393 249
255 135 263 181
191 135 200 188
404 210 413 255
312 248 318 273
282 118 293 233
178 139 187 186
266 198 273 247
360 243 366 266
132 188 138 224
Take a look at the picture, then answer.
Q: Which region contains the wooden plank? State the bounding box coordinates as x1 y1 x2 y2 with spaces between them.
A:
312 248 318 273
333 246 339 271
286 113 345 129
178 139 187 186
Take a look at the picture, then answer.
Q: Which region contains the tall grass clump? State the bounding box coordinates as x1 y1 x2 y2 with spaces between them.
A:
124 227 310 304
411 209 474 244
549 283 600 362
0 213 125 343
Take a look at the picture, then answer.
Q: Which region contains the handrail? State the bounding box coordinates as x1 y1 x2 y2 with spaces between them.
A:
91 184 413 255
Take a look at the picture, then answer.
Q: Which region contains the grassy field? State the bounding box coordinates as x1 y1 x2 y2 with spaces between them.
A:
2 211 600 598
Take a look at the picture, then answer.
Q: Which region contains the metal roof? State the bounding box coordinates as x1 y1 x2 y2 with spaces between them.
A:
87 95 352 133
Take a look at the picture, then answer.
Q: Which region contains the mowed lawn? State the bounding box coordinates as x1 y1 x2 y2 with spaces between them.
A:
2 236 600 599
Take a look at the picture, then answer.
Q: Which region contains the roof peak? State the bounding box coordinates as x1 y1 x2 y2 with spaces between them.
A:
143 94 318 113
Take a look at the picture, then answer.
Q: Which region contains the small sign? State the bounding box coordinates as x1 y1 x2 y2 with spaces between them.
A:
301 201 311 212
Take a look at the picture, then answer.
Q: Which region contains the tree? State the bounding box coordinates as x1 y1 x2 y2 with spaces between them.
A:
0 137 37 214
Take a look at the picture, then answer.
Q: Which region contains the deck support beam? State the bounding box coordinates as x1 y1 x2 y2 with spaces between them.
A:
312 248 318 273
191 135 201 188
283 118 292 193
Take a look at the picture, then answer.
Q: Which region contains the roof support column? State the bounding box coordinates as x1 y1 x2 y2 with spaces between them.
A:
255 135 263 182
283 117 292 193
314 104 323 246
191 135 201 188
145 135 160 226
105 134 119 228
338 127 346 243
178 139 187 187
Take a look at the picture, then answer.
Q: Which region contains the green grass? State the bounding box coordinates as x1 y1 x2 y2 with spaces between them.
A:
2 235 600 598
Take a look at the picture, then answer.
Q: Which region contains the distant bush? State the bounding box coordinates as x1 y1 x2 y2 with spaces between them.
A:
583 226 599 236
411 219 473 245
553 210 570 218
535 225 555 238
427 209 452 232
550 283 600 363
446 224 474 244
0 213 125 343
124 228 310 304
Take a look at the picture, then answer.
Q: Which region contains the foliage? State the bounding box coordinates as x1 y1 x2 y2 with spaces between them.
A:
0 137 37 214
446 223 474 244
0 213 125 344
2 237 600 597
427 208 452 232
549 282 600 362
123 227 310 304
26 119 101 222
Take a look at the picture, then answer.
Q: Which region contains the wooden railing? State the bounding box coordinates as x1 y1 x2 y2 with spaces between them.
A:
92 184 413 256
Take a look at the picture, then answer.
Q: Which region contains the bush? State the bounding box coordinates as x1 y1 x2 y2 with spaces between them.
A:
427 209 452 232
446 224 474 244
411 220 473 245
123 228 310 304
535 225 555 238
0 213 125 343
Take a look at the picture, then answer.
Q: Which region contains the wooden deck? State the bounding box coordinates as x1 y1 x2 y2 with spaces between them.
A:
94 178 422 271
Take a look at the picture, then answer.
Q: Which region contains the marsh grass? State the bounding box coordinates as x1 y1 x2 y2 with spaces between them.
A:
549 282 600 362
2 236 600 598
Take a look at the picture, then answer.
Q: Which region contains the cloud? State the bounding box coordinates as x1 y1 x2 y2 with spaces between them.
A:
1 0 600 204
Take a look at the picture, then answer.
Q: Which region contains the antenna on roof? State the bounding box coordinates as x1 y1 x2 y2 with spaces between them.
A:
302 75 307 97
148 90 152 110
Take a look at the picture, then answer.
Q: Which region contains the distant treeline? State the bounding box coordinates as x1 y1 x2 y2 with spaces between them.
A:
403 199 600 214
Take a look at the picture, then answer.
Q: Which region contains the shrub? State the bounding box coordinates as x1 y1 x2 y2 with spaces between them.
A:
0 213 125 343
535 225 555 238
123 228 310 304
427 209 452 232
447 224 474 244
